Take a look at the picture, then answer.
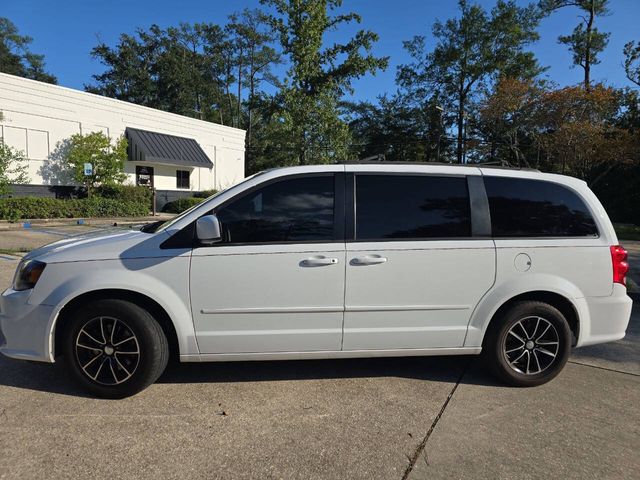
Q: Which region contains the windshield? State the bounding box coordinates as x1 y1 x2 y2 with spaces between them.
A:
153 172 267 233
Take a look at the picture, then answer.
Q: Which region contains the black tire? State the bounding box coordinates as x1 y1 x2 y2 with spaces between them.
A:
484 301 571 387
61 299 169 399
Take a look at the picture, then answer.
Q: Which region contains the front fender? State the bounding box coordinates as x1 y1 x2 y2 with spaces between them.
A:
464 273 589 347
31 258 198 362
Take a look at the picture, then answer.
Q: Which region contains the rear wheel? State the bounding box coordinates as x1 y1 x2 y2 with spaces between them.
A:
484 301 571 387
62 299 169 398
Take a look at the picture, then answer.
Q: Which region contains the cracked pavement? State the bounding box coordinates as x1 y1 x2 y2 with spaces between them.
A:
0 228 638 479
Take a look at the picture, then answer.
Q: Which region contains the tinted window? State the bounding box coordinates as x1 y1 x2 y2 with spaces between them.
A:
355 175 471 240
484 176 598 237
216 175 335 243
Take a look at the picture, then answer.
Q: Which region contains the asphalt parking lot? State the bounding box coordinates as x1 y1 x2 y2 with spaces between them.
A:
0 225 638 479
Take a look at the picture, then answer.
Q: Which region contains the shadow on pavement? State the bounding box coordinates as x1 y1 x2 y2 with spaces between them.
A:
0 356 92 398
2 294 636 398
0 353 503 398
158 355 497 385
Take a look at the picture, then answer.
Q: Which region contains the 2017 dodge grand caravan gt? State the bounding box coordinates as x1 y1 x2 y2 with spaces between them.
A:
0 164 632 398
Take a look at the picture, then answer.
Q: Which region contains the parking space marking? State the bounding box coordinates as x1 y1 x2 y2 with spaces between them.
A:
28 228 79 237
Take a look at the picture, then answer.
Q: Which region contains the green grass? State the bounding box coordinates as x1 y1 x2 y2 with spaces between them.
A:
0 248 29 257
614 223 640 241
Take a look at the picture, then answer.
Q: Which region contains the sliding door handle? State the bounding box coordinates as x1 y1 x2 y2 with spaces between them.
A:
301 257 339 267
351 255 387 266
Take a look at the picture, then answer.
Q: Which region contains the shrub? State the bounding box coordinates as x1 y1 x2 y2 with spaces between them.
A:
193 189 218 198
65 132 128 194
95 184 152 205
161 197 205 213
80 197 149 217
0 197 149 220
0 143 29 196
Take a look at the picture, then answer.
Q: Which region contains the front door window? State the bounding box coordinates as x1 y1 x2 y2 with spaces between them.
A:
215 174 336 244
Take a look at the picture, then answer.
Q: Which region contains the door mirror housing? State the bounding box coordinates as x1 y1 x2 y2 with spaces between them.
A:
196 214 221 244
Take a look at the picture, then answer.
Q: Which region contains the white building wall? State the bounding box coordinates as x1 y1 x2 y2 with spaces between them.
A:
0 72 245 191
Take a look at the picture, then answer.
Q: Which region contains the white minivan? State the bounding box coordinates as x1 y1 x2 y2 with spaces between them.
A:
0 163 632 398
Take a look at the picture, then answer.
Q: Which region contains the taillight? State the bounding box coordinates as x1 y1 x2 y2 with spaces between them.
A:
610 245 629 286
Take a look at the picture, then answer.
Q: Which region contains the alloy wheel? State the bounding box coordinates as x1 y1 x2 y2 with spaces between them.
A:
75 316 141 385
503 316 560 375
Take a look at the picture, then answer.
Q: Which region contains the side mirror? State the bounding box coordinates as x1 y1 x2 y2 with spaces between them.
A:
196 214 221 244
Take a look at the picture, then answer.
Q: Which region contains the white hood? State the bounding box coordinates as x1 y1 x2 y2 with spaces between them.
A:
24 228 174 264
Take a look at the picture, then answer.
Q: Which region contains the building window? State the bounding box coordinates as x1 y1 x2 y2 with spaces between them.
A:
176 170 190 189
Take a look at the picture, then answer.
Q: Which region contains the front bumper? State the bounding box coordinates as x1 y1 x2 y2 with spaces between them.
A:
0 288 54 362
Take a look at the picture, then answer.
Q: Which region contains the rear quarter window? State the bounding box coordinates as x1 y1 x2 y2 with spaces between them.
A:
484 176 598 237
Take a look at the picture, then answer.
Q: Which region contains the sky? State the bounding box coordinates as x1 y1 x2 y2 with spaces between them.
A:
3 0 639 103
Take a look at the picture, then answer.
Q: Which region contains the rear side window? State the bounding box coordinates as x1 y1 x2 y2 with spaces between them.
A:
216 175 335 243
484 176 598 237
355 175 471 240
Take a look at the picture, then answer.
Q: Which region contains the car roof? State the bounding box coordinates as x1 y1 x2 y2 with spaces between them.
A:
255 163 585 187
338 160 540 172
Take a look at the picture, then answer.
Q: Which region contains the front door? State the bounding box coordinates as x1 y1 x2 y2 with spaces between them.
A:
343 171 496 350
190 173 346 354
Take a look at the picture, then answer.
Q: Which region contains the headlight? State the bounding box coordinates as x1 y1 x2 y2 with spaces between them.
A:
13 260 47 291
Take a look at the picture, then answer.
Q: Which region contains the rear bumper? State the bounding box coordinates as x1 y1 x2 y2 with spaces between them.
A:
577 284 633 347
0 288 54 362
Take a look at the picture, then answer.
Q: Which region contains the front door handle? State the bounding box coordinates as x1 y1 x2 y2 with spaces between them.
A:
351 255 388 266
301 256 339 267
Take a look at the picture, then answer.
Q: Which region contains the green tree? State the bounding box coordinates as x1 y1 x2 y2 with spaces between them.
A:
478 77 545 167
0 142 29 196
161 23 229 120
87 18 285 175
261 0 388 165
65 132 127 195
86 17 282 143
618 89 640 132
535 84 636 184
623 40 640 87
347 94 452 163
618 42 640 134
540 0 610 90
87 24 233 124
478 79 639 183
225 9 281 169
0 17 57 83
86 27 163 107
398 0 542 163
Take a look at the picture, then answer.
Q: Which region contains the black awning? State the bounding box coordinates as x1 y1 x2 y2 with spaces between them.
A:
125 127 213 168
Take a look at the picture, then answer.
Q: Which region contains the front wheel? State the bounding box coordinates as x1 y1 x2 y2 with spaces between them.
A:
62 299 169 398
484 301 572 387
